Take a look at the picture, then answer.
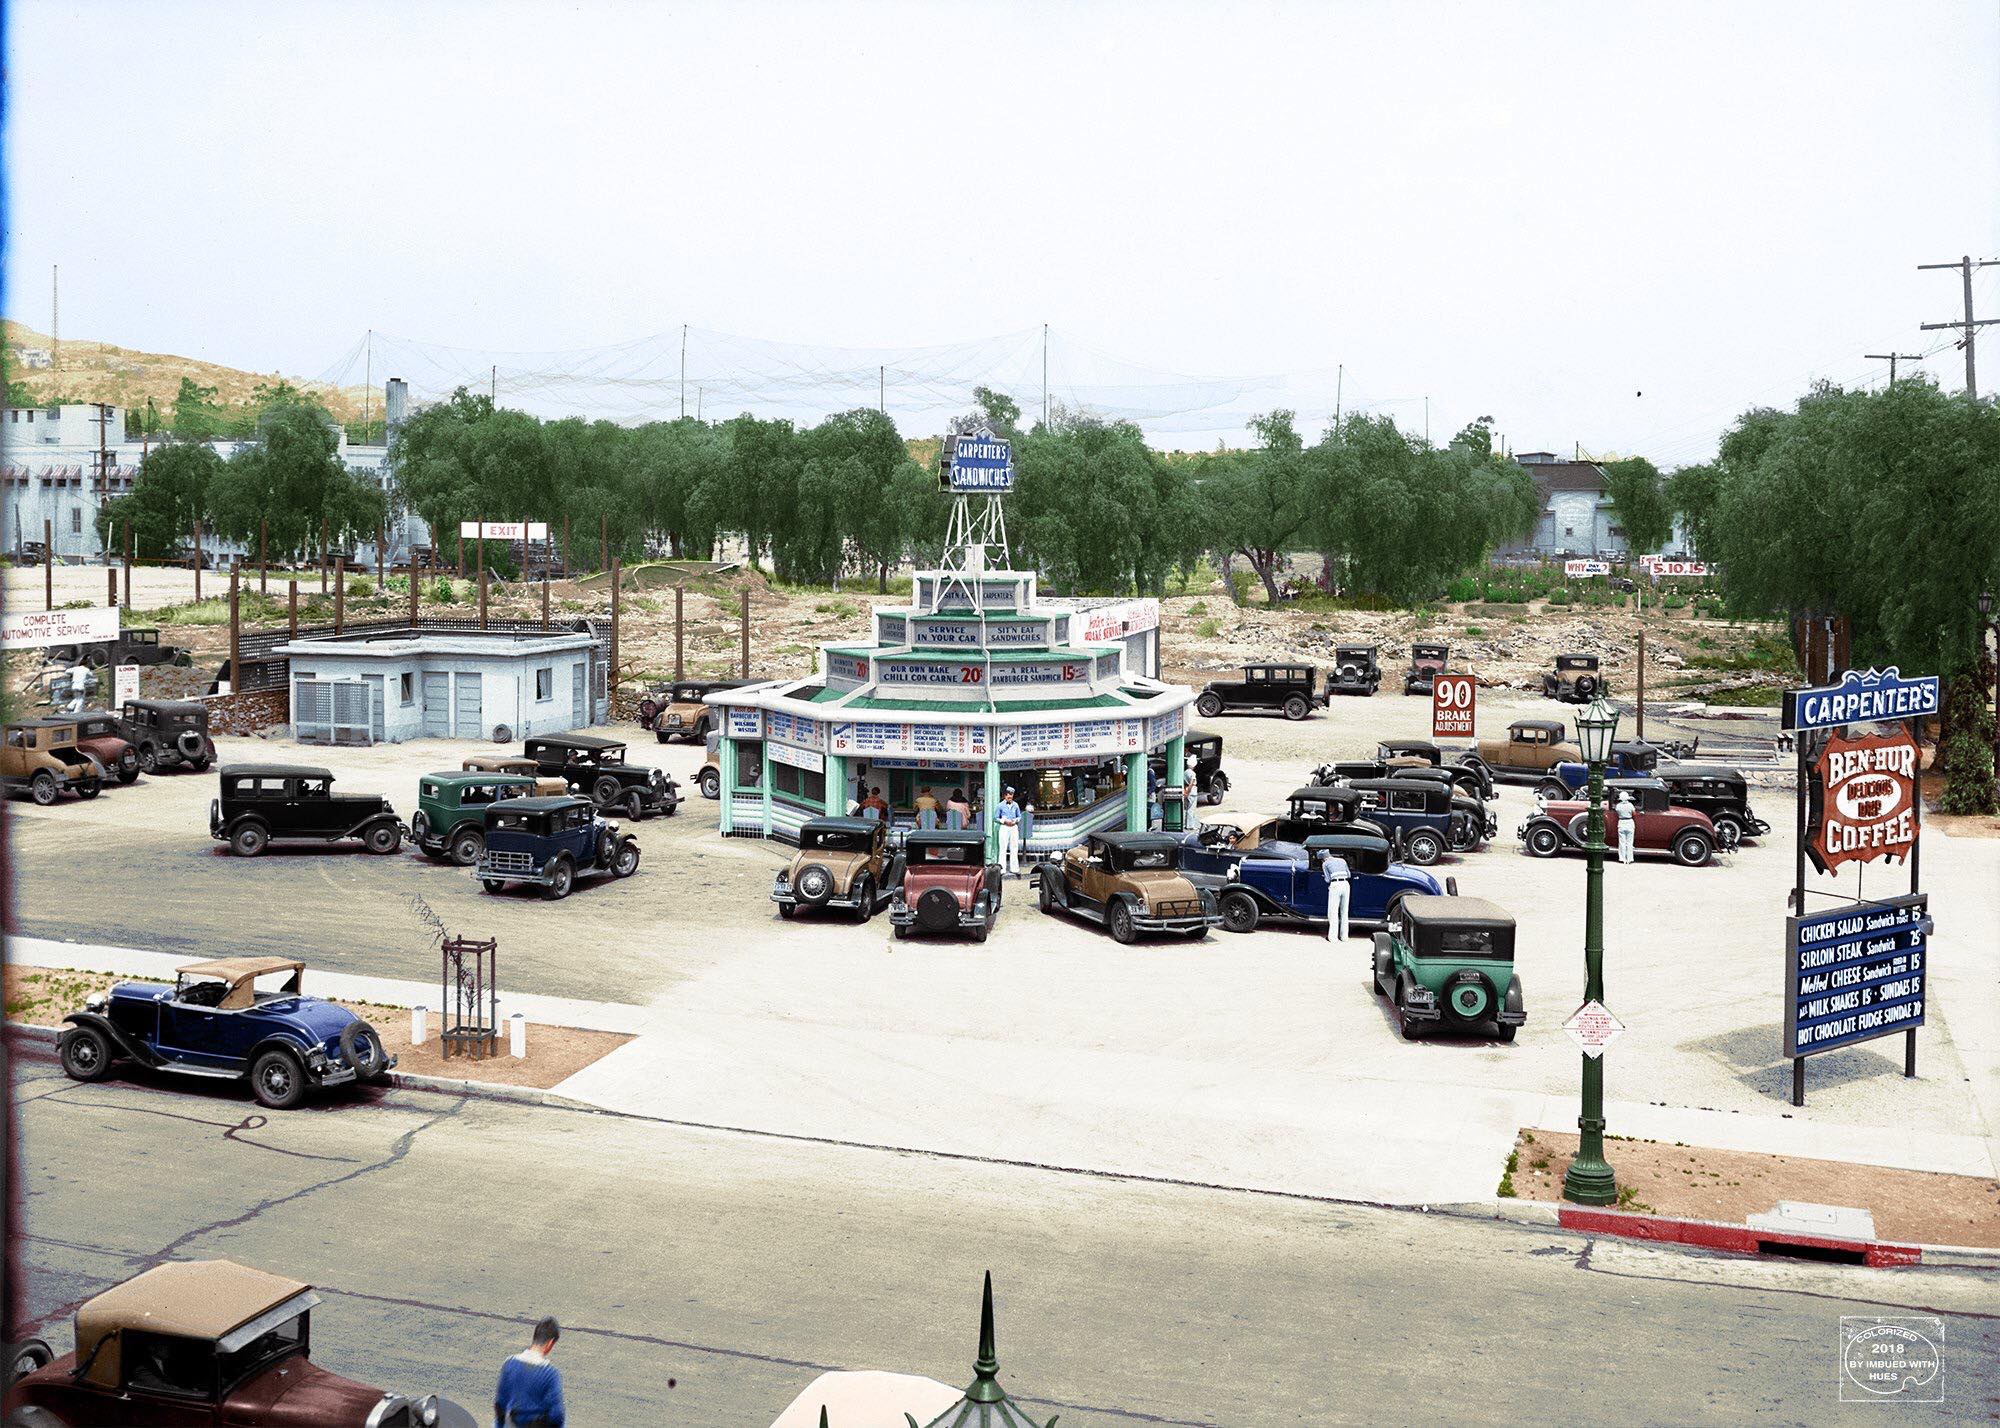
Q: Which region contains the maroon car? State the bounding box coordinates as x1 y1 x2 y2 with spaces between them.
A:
5 1259 472 1426
889 830 1003 942
71 709 140 784
1517 776 1722 867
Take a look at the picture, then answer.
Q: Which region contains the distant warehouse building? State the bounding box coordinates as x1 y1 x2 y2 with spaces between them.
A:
1497 452 1692 561
274 626 608 746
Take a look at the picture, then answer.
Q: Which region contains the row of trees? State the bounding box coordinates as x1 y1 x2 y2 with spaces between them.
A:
100 389 386 561
1673 377 2000 811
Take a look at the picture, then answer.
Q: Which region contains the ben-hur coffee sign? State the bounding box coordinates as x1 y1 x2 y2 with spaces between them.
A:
1808 730 1918 874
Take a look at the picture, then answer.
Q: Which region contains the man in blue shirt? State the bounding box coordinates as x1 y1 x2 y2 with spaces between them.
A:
996 787 1023 877
495 1317 566 1427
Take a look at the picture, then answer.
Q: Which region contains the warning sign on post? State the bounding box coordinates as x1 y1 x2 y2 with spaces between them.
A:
1562 1001 1626 1058
1432 673 1476 738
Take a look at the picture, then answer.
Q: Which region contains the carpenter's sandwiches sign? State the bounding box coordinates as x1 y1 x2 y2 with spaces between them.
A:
1806 729 1918 875
1783 666 1939 733
946 431 1014 493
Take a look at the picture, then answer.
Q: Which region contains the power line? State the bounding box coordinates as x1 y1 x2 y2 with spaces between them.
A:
1863 351 1925 386
1917 254 2000 399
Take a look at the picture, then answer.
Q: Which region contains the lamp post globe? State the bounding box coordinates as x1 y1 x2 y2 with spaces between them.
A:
1563 695 1620 1205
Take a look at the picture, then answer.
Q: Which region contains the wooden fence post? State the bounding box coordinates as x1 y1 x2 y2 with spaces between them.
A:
479 569 488 630
259 519 268 596
334 558 346 634
675 583 685 680
456 529 464 579
377 521 386 588
740 586 750 678
409 553 420 627
610 558 621 710
228 562 241 692
42 519 52 611
123 521 132 609
107 566 117 608
541 573 550 628
288 579 298 639
192 519 202 603
320 518 329 594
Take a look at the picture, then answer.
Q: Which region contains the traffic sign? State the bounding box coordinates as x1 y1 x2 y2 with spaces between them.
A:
1431 673 1476 738
1562 1001 1625 1058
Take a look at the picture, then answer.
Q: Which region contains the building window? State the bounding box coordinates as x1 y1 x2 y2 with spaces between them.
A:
400 673 414 706
70 508 81 533
735 739 764 789
771 760 826 807
1608 525 1625 538
535 667 552 701
1563 526 1574 537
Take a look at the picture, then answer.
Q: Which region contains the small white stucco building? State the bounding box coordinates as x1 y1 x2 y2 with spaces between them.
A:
275 627 606 745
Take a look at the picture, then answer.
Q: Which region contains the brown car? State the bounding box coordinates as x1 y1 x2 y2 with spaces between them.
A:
1 721 106 805
889 830 1002 942
3 1258 468 1426
639 678 749 743
772 815 902 921
1542 651 1608 703
1458 719 1581 784
460 753 567 796
71 709 141 784
696 730 722 799
1034 830 1222 944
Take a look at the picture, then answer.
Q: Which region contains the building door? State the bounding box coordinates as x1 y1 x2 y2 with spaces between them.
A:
422 672 449 737
363 675 385 744
454 673 483 739
571 662 586 727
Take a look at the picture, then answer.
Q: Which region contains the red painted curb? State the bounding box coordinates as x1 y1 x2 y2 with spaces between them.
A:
1557 1205 1922 1267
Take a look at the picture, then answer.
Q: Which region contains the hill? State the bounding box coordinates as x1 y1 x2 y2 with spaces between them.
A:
2 320 370 425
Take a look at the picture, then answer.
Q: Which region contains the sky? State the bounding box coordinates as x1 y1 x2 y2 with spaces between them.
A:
7 0 1998 460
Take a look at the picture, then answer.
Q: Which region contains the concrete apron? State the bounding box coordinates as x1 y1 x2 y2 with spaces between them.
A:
18 934 1993 1210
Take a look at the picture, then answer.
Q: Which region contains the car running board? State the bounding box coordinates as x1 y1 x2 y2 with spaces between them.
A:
154 1060 243 1080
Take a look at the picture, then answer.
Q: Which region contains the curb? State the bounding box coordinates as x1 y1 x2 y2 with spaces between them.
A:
7 1024 594 1114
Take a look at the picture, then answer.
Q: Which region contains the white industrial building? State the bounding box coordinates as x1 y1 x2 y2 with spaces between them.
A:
278 626 606 746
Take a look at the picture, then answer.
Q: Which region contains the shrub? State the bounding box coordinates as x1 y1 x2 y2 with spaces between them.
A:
1548 587 1572 606
1186 600 1209 617
429 577 459 604
1938 675 1998 813
1445 576 1480 603
346 577 374 598
1197 619 1221 638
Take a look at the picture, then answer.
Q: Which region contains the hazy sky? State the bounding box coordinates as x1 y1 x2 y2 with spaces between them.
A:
8 0 1997 459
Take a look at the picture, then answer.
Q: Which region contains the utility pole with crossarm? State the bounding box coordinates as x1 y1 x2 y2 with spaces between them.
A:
1918 255 2000 400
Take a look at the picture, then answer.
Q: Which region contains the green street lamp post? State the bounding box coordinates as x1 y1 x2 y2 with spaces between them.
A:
1563 695 1620 1206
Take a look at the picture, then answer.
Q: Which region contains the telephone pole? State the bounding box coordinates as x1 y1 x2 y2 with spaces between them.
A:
51 265 59 374
1918 254 2000 400
1333 364 1343 430
1041 323 1049 427
681 324 688 419
1865 352 1925 387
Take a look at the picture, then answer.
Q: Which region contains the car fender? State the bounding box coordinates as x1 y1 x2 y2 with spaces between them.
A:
1520 815 1572 846
345 810 402 839
247 1031 315 1072
220 811 271 841
1504 975 1526 1017
61 1010 159 1068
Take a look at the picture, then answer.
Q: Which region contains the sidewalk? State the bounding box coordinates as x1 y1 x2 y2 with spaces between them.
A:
15 934 1995 1208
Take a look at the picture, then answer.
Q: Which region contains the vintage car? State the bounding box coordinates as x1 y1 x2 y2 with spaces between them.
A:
459 753 567 795
57 957 391 1110
1 721 106 805
1339 777 1470 865
412 771 539 864
1193 664 1327 721
44 625 191 670
2 1259 468 1426
210 764 404 857
120 697 216 773
889 830 1002 942
1034 830 1222 943
1532 739 1666 800
1328 645 1382 697
1404 642 1450 696
1314 744 1492 801
1518 776 1722 866
1147 732 1229 806
1453 718 1581 784
1542 651 1608 703
1180 824 1450 935
638 678 748 742
12 539 49 567
696 730 723 799
68 709 141 785
1654 762 1772 848
525 733 680 819
773 816 902 921
475 794 641 898
1371 895 1525 1041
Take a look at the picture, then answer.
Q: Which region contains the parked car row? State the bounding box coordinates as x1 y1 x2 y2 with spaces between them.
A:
2 700 217 807
1194 647 1465 712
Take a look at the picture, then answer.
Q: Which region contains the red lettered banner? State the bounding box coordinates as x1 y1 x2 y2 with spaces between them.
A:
1432 673 1476 738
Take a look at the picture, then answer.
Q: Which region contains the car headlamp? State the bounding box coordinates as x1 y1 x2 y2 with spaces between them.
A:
1225 864 1239 881
418 1395 440 1426
84 992 108 1012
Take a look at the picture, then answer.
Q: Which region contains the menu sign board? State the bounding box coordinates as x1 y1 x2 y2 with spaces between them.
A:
766 710 825 751
768 741 825 774
880 660 982 687
830 720 989 759
996 718 1144 759
1783 894 1928 1058
989 661 1087 689
725 707 762 739
1807 728 1918 875
826 653 870 684
1146 704 1187 748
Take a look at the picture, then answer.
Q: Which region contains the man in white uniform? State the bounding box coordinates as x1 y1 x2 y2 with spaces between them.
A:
1321 849 1351 943
1614 788 1636 865
996 787 1023 877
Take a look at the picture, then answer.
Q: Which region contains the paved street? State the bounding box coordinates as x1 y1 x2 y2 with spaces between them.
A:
11 1046 1997 1425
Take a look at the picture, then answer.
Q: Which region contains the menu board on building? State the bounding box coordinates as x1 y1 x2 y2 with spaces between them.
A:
880 660 982 687
990 661 1087 689
726 707 762 739
768 741 825 774
909 617 1051 649
826 652 870 683
766 710 825 750
830 720 990 758
1146 705 1188 747
877 615 908 644
996 718 1144 759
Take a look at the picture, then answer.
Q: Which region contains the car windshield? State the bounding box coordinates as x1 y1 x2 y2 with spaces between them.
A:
802 828 870 853
218 1314 304 1392
916 844 973 863
174 975 230 1007
592 746 626 765
1122 848 1174 870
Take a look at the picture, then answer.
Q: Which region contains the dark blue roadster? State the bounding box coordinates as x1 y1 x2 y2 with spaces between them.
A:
58 956 391 1109
1178 822 1450 935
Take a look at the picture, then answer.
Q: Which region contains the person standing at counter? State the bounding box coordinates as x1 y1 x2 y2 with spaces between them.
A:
915 786 940 830
996 787 1023 877
1019 798 1035 855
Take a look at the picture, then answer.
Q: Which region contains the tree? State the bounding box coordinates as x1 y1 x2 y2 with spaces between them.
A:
1665 461 1723 558
1600 456 1675 556
170 377 226 442
99 440 220 558
1214 410 1312 604
209 400 382 558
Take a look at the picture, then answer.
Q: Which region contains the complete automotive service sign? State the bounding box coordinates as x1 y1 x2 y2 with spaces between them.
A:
948 432 1014 493
1783 894 1928 1058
